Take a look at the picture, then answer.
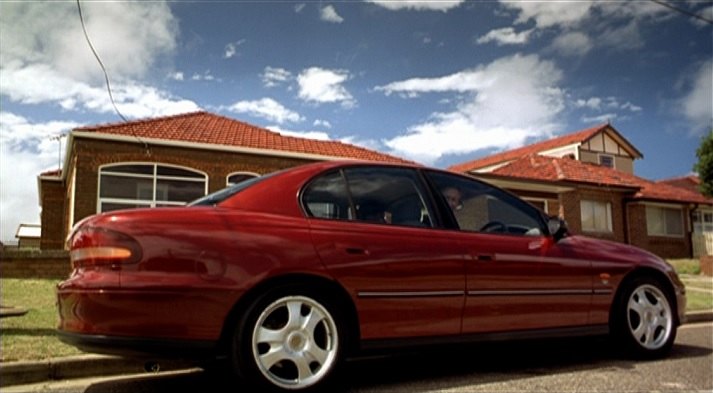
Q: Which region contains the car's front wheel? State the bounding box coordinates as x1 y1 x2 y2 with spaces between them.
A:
233 286 343 392
613 276 677 358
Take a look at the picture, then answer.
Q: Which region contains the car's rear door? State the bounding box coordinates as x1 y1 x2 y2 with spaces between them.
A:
304 166 467 340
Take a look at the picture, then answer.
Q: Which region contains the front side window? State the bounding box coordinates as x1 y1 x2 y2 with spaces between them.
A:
302 167 433 227
580 200 612 233
99 163 207 212
426 171 545 236
647 206 683 237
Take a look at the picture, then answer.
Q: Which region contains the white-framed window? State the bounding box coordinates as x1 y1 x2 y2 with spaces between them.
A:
646 206 683 237
599 154 615 168
98 163 207 213
523 198 549 214
226 171 260 186
692 210 713 233
581 200 612 232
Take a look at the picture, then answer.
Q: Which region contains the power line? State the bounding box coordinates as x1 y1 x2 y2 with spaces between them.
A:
75 0 151 156
649 0 713 25
76 0 128 122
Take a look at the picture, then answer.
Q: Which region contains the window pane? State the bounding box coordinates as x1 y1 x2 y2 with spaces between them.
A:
646 207 664 235
228 173 258 185
345 167 432 227
581 201 594 231
156 179 205 202
426 171 543 235
100 175 153 200
302 170 350 220
664 208 683 235
156 166 204 178
102 164 154 175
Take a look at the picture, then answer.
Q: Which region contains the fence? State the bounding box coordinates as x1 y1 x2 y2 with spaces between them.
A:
692 233 713 258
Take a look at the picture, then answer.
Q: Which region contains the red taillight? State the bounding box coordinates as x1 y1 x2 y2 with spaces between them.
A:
69 227 142 268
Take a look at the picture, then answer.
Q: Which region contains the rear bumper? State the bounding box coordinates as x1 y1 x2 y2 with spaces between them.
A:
57 330 220 360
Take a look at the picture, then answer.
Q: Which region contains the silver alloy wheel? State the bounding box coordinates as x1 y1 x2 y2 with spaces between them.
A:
626 284 673 350
251 295 338 390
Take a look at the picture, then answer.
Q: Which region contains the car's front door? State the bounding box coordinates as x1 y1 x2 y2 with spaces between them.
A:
304 166 467 340
425 171 592 334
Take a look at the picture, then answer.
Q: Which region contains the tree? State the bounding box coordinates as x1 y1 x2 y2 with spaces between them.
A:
694 130 713 197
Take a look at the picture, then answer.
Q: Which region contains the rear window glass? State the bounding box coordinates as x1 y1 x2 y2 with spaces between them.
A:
189 174 272 206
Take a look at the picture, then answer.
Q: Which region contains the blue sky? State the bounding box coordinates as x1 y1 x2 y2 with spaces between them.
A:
1 1 711 242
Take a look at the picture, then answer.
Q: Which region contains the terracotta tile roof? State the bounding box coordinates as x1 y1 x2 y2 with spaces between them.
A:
482 155 712 205
448 124 609 173
39 169 62 177
657 175 701 194
73 111 412 164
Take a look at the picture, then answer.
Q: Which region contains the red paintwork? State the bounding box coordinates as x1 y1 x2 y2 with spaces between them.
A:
57 160 686 354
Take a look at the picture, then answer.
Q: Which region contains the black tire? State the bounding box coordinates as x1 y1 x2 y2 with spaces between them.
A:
232 285 345 392
611 276 677 359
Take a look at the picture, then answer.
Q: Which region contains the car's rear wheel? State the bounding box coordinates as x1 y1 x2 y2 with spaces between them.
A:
233 286 343 392
613 276 677 358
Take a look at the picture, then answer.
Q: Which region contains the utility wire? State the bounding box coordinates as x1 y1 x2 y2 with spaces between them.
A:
649 0 713 25
76 0 128 122
76 0 151 156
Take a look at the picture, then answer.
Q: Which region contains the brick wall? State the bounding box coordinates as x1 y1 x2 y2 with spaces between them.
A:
0 250 71 279
627 203 691 259
39 179 65 250
41 137 322 249
559 188 627 243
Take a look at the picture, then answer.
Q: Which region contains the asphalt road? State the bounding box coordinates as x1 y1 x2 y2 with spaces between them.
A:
6 322 712 393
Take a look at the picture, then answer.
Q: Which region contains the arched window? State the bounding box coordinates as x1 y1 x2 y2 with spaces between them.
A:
98 163 207 213
226 171 260 186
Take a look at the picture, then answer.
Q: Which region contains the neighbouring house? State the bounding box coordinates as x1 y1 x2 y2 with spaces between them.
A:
37 111 411 250
15 224 41 249
659 175 713 257
449 124 713 259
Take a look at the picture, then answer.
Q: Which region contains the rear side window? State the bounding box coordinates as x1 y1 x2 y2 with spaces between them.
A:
302 166 433 228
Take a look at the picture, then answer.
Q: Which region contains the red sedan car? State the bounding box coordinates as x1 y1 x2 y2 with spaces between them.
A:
57 160 685 392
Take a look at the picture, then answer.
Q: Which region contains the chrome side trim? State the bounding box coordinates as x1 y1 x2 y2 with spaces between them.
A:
357 291 464 298
468 289 592 296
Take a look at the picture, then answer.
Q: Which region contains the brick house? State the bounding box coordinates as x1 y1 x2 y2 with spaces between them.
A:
449 124 712 258
38 111 410 250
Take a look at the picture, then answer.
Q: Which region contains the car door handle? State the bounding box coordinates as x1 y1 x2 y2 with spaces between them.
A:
345 247 369 255
476 254 494 262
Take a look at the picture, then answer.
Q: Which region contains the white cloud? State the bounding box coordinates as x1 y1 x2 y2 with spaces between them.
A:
297 67 355 107
262 66 293 88
320 5 344 23
679 60 713 133
227 98 304 124
476 27 534 46
266 126 332 141
0 2 177 84
582 113 617 124
377 54 565 164
294 3 306 13
313 119 332 129
0 112 80 242
503 1 593 28
366 0 465 12
550 32 593 57
168 71 184 81
574 96 642 118
575 97 602 110
224 39 246 59
0 63 199 119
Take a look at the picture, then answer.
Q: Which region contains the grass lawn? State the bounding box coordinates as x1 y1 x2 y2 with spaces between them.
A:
0 279 82 362
0 260 711 363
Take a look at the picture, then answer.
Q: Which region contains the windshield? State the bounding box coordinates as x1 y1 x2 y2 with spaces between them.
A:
189 174 272 206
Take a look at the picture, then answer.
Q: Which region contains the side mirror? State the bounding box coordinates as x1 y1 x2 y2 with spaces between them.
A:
547 217 569 242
